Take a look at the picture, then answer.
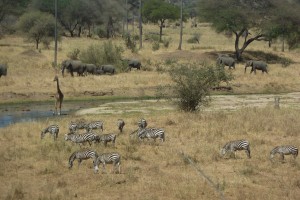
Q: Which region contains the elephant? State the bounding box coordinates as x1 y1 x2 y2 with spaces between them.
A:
0 64 7 78
245 60 268 74
127 59 141 71
61 60 86 77
216 56 235 69
84 63 97 75
100 65 115 74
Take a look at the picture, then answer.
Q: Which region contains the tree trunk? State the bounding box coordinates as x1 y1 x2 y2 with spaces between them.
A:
139 0 143 49
159 20 164 42
36 39 39 49
178 0 183 50
78 25 82 37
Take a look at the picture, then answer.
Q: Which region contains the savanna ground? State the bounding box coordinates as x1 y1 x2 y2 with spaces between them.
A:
0 21 300 200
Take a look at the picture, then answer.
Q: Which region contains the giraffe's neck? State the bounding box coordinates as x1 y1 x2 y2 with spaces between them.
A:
56 79 61 93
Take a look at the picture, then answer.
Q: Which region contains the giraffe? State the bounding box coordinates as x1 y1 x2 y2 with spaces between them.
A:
53 75 64 115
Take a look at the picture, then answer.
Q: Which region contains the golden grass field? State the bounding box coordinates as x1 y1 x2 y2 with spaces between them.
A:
0 21 300 199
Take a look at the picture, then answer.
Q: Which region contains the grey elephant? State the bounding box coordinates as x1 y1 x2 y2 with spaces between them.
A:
61 60 86 77
0 64 7 78
101 65 115 74
245 60 268 74
216 56 235 69
84 63 97 75
127 59 141 71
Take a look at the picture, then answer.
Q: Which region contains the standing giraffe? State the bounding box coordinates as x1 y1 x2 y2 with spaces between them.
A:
53 75 64 115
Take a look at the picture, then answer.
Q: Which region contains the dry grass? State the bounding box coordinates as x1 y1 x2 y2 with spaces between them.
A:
0 21 300 199
0 106 299 200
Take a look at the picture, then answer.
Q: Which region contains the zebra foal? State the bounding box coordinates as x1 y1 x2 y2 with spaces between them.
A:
41 124 59 141
94 152 121 174
69 149 98 169
137 128 165 142
220 139 251 159
65 132 97 146
270 145 298 161
95 134 117 147
69 121 86 133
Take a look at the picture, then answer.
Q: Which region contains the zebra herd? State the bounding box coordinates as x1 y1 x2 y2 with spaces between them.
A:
41 118 165 173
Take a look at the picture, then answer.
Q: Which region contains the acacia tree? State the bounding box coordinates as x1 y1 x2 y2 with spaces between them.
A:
199 0 300 60
17 11 60 49
143 0 180 41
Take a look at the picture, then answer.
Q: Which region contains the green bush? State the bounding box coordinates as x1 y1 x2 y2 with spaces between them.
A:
162 37 172 48
187 33 201 44
67 48 80 60
80 41 127 72
169 63 233 112
123 33 137 53
152 41 160 51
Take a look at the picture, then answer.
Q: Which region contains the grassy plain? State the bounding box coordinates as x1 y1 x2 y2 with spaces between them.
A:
0 21 300 200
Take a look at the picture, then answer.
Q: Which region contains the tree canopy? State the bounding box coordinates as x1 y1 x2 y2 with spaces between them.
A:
143 0 180 41
198 0 300 60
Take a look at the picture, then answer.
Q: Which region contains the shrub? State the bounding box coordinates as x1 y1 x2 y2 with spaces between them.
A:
169 63 233 112
187 33 200 44
67 48 80 60
80 41 126 72
123 33 137 53
162 37 172 48
152 41 160 51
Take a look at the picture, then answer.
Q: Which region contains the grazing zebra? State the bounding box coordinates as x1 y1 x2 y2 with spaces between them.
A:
41 124 59 141
220 139 251 158
270 145 298 160
137 128 165 142
68 149 98 169
138 118 147 129
95 134 116 147
69 121 86 133
65 132 97 146
85 121 104 132
117 119 125 133
94 152 121 174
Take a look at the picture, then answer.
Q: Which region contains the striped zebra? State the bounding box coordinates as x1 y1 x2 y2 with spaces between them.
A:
137 128 165 142
95 134 116 147
41 124 59 141
68 149 98 169
117 119 125 133
220 139 251 159
69 121 86 133
85 121 104 132
65 132 97 146
94 152 121 174
270 145 298 160
138 118 147 129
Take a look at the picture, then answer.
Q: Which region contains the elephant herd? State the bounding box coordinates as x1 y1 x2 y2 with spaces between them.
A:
61 59 142 77
217 54 268 74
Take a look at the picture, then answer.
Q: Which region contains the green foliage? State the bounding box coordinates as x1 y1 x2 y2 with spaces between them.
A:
67 48 80 60
162 37 172 48
16 11 61 49
123 33 137 53
80 40 126 72
187 33 200 44
169 63 233 112
152 41 160 51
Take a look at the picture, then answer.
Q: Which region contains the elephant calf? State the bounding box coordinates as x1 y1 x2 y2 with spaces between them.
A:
0 64 7 78
84 63 97 75
61 59 86 77
128 59 141 71
101 65 115 75
245 60 268 74
216 56 235 69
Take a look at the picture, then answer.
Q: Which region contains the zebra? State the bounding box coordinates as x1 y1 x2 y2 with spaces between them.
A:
220 139 251 159
137 128 165 142
69 121 86 133
94 152 121 174
270 145 298 160
68 149 98 169
41 124 59 141
138 118 147 129
95 134 117 147
85 121 104 132
65 132 97 146
117 119 125 133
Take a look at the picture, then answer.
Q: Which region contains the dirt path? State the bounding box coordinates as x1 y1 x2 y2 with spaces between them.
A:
75 92 300 115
